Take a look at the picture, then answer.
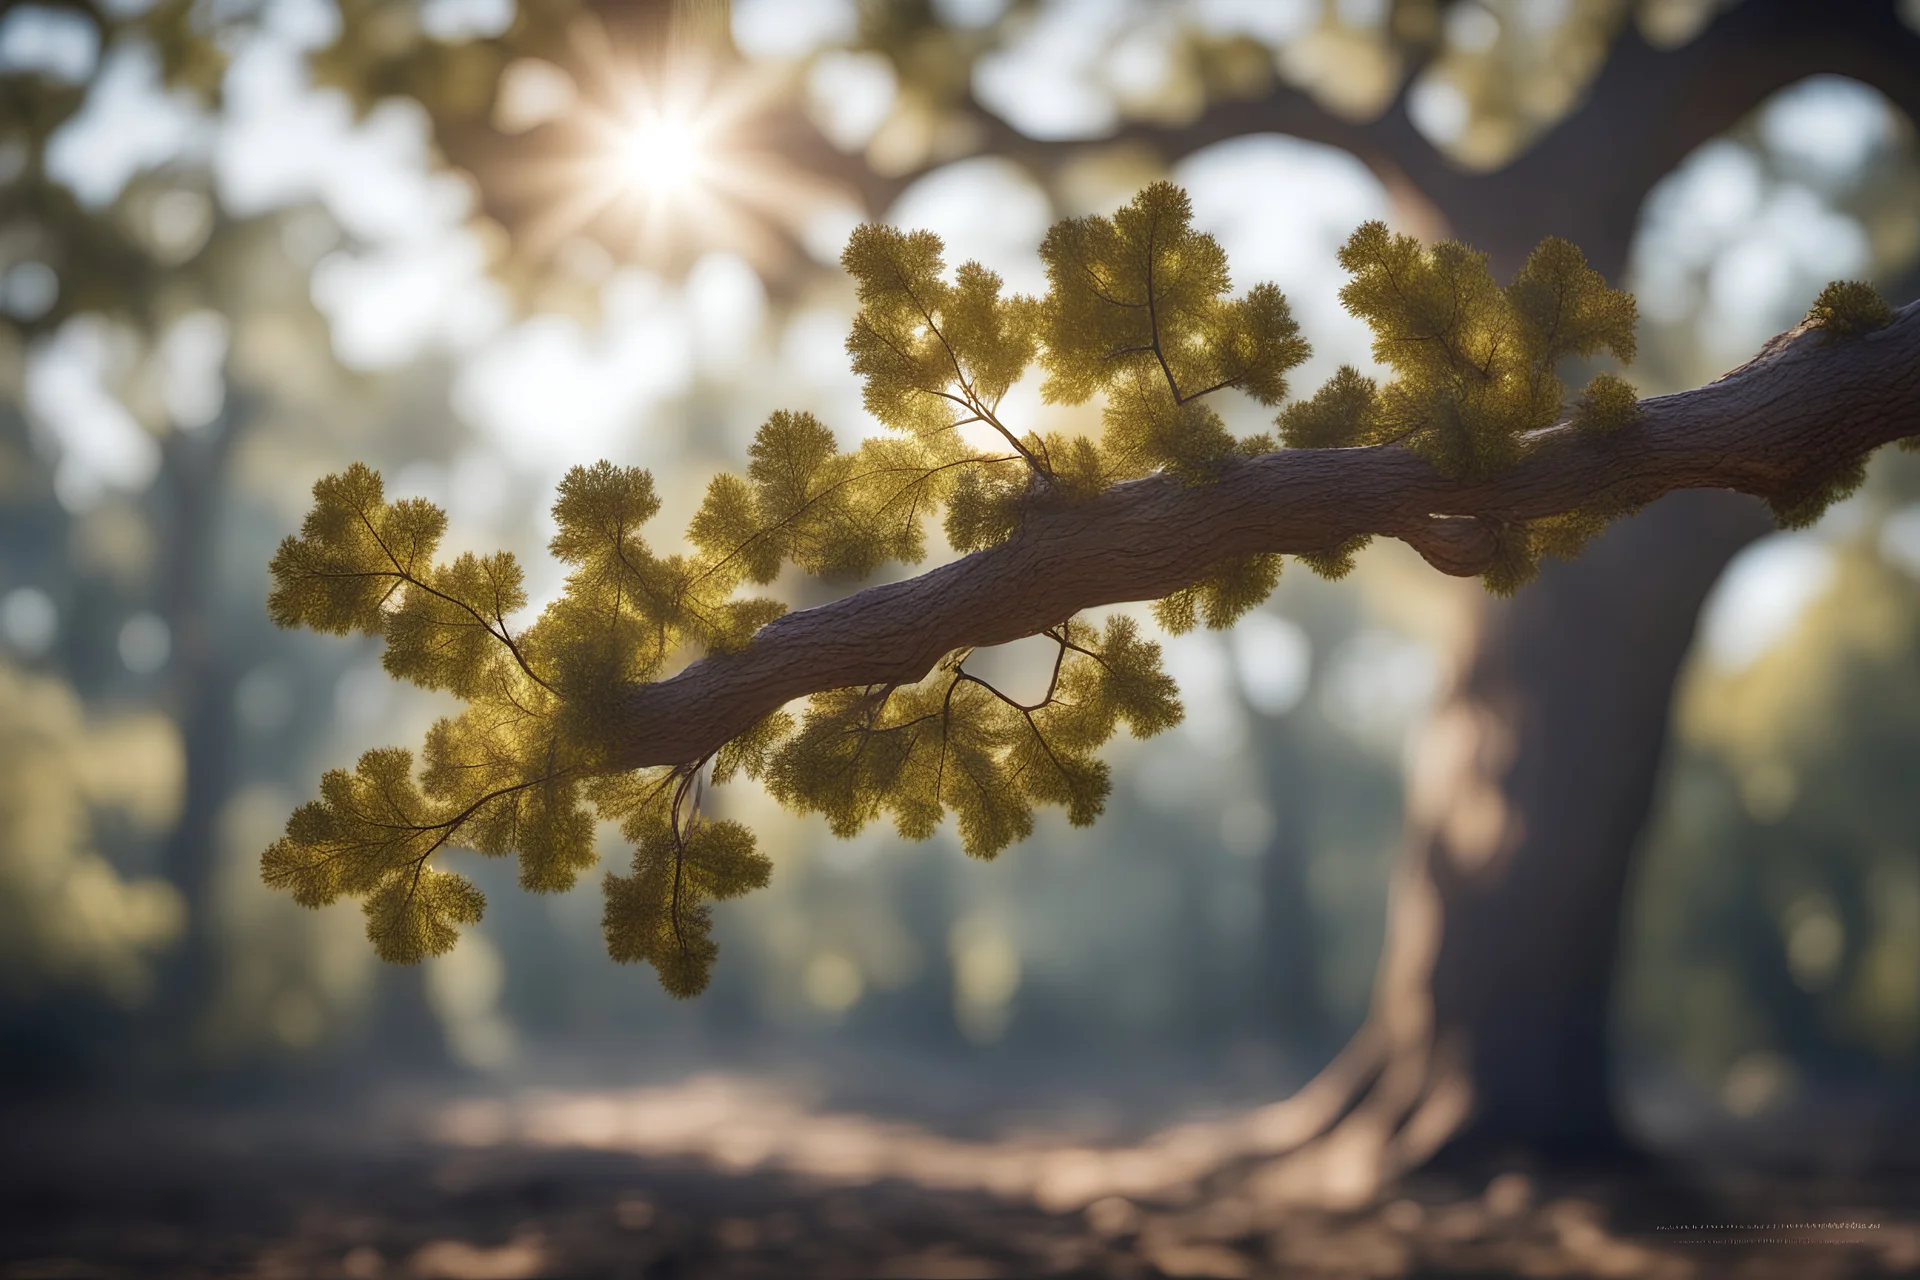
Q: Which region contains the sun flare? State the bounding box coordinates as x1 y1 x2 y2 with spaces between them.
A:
506 16 840 274
618 110 710 195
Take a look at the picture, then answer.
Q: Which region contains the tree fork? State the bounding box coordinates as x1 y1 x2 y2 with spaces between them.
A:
610 303 1920 773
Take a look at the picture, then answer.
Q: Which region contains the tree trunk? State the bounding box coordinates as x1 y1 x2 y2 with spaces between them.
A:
1384 490 1774 1163
1238 491 1773 1207
149 400 248 1062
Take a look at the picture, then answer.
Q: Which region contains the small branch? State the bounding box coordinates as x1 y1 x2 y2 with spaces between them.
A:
688 454 1013 590
667 765 698 959
605 306 1920 772
881 262 1050 475
1174 376 1242 407
955 672 1050 716
953 627 1071 715
349 507 555 693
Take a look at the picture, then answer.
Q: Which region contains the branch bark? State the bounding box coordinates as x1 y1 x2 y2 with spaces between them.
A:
610 302 1920 772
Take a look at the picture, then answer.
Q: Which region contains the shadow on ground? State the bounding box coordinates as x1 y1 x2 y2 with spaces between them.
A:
4 1075 1919 1279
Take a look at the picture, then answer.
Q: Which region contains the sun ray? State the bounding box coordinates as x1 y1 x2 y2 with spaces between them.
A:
497 14 834 277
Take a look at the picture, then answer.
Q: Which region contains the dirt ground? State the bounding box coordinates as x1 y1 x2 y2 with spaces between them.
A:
4 1084 1919 1279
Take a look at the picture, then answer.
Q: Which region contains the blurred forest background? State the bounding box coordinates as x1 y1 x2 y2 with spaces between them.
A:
5 0 1920 1275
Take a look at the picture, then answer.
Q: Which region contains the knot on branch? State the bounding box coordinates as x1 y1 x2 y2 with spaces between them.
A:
1398 515 1500 577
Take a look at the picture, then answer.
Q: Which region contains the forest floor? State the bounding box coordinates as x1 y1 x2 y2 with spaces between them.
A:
3 1070 1919 1279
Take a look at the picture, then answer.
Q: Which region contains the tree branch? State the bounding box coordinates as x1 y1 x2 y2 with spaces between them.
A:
860 0 1920 280
1453 0 1920 278
605 303 1920 771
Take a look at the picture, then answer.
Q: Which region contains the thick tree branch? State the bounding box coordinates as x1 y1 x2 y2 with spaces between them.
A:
876 0 1920 279
1455 0 1920 277
607 303 1920 771
834 71 1451 248
425 1 1920 301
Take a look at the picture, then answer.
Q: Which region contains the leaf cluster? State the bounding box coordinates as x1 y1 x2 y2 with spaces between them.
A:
264 460 791 985
1284 225 1638 467
1807 280 1895 341
1276 224 1641 592
265 184 1668 995
1038 182 1309 483
765 617 1181 858
593 768 773 999
261 747 491 964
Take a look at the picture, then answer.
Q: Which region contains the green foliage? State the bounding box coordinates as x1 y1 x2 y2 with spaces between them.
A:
1529 508 1615 564
603 816 772 998
1331 223 1637 591
261 747 490 963
269 464 451 639
1298 535 1374 581
764 616 1180 858
1278 366 1382 449
1479 524 1541 597
1807 280 1896 340
264 185 1682 994
712 711 796 784
538 459 783 687
1152 555 1285 632
264 458 788 986
1102 371 1242 482
1769 455 1871 531
690 411 991 580
1337 224 1635 478
1039 182 1309 481
843 225 1038 444
942 462 1030 552
1572 372 1643 433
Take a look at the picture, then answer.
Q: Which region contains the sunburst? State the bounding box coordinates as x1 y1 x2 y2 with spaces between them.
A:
501 16 843 275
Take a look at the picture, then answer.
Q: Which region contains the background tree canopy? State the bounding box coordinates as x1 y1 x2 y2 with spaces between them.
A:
6 1 1920 1275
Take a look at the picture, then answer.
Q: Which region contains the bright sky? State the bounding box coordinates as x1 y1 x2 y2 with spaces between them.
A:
1631 76 1892 362
1698 535 1838 673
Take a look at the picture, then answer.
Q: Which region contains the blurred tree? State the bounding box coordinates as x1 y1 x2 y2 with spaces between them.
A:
2 1 242 1065
0 0 491 1070
0 660 185 1053
1623 463 1920 1150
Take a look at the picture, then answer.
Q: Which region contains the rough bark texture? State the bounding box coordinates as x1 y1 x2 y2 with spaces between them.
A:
608 305 1920 772
1385 491 1776 1162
